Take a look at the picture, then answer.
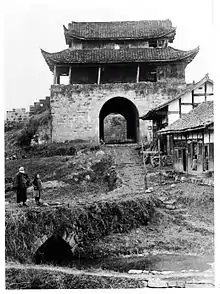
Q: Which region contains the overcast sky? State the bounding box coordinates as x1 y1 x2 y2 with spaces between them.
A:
3 0 214 112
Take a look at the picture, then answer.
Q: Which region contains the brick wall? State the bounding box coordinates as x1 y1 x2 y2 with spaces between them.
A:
50 81 185 143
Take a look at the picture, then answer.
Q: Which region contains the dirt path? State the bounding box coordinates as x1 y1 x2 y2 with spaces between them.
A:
104 144 145 192
6 262 215 288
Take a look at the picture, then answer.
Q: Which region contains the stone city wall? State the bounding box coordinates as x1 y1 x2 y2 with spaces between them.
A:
50 81 185 143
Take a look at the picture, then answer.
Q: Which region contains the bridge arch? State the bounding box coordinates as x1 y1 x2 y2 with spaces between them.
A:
99 97 139 144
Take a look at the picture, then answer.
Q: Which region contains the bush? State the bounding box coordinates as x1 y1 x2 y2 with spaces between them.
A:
15 111 51 148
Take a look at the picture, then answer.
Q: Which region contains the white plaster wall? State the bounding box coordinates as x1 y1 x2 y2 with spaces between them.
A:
181 104 193 114
168 113 180 124
169 99 179 111
181 92 192 103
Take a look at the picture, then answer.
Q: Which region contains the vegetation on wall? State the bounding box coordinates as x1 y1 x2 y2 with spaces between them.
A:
15 110 51 147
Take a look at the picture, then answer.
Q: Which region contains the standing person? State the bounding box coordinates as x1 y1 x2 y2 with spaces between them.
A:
13 167 30 207
32 173 43 205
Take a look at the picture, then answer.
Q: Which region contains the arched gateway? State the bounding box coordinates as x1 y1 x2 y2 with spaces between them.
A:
99 97 139 144
41 19 199 143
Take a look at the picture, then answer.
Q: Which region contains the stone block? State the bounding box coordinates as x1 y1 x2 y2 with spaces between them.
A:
176 281 186 288
167 281 177 288
128 269 143 274
147 278 168 288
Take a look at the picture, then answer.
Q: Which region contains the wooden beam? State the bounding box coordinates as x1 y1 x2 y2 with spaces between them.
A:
205 82 207 102
181 103 193 106
179 98 182 118
57 75 60 84
136 65 140 83
193 93 213 97
192 90 194 108
168 110 180 114
53 65 57 84
97 66 101 84
69 66 72 84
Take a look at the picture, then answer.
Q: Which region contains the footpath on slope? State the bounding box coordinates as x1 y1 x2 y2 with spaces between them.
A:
103 144 146 193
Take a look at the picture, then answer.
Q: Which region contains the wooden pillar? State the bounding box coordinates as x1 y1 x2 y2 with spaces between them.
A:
158 135 161 184
136 65 140 83
192 90 194 108
69 66 72 84
97 66 101 84
53 65 57 84
167 135 170 155
57 75 60 84
179 98 182 118
205 82 207 102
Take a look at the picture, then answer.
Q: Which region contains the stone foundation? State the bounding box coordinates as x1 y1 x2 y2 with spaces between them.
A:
50 82 185 143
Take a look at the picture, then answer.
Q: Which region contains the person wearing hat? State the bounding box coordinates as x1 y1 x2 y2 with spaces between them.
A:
13 167 30 206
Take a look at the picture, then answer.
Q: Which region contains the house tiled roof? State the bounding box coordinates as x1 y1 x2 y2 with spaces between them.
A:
64 19 176 44
41 46 199 71
158 101 214 134
141 74 212 120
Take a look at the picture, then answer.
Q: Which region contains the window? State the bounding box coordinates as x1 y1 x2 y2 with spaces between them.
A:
148 39 157 48
139 64 157 82
157 40 164 47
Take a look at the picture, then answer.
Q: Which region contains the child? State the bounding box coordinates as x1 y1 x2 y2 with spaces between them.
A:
32 173 43 205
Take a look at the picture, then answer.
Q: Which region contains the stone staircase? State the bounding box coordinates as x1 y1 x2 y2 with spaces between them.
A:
103 144 146 193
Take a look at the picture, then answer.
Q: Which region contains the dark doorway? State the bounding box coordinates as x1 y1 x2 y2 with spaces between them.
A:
34 234 73 266
99 97 139 144
183 149 187 172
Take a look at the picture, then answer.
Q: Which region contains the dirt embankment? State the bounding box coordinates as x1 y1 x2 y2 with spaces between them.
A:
5 192 156 264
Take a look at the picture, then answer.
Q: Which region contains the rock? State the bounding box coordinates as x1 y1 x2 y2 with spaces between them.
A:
167 281 177 288
42 202 49 206
142 281 148 287
174 176 179 182
170 184 176 188
161 271 174 275
180 176 186 182
151 270 161 275
128 269 143 274
95 150 105 157
176 281 186 288
85 174 91 181
166 204 176 210
145 187 153 193
148 278 168 288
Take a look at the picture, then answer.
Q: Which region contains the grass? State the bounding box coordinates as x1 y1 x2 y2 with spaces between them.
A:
85 182 214 259
5 149 114 196
6 267 144 289
5 193 156 263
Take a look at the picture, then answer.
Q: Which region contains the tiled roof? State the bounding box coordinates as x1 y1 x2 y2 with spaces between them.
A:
64 19 176 44
41 46 199 71
158 101 214 134
141 73 212 120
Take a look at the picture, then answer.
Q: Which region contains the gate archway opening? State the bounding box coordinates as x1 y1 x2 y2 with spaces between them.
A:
99 97 139 144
